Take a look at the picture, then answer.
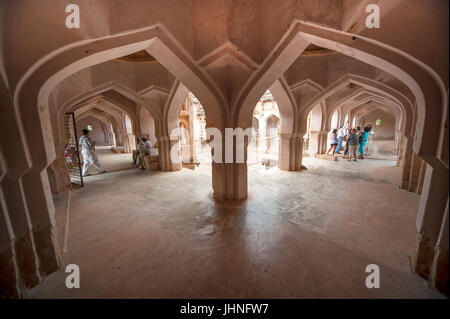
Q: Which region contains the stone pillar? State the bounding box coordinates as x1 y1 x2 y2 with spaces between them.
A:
170 135 182 171
122 133 129 152
279 133 303 171
155 135 170 171
259 118 268 152
400 138 414 189
211 129 251 200
115 132 123 146
319 131 328 154
407 153 426 193
47 157 71 194
416 159 427 195
411 162 449 295
397 135 406 166
0 82 61 297
159 131 193 172
212 162 248 200
2 157 35 298
308 131 320 155
122 134 135 153
0 195 23 298
21 169 61 278
188 104 200 164
103 130 110 144
394 129 402 155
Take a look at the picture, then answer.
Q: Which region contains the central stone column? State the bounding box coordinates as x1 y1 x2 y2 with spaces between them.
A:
156 135 178 171
211 128 249 200
109 132 116 146
412 161 449 292
212 162 248 200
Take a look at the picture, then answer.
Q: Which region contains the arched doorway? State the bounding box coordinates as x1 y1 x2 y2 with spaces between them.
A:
304 104 324 156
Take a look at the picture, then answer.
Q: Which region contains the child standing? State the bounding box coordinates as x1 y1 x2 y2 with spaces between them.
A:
327 129 338 156
358 126 370 159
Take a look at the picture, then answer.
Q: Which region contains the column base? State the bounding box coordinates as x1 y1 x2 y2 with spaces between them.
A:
411 232 449 296
430 246 449 296
212 163 247 200
0 245 22 298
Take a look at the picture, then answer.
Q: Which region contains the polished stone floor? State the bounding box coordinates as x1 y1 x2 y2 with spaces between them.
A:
28 148 444 298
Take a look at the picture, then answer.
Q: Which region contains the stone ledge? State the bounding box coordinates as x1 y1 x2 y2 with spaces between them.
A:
182 162 200 170
143 155 160 171
314 153 338 161
0 246 21 298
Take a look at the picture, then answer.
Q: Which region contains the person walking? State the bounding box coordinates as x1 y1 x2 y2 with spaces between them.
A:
343 132 350 159
335 121 348 154
79 129 105 177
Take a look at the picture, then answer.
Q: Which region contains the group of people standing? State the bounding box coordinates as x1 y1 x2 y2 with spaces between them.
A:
327 122 375 161
78 128 106 176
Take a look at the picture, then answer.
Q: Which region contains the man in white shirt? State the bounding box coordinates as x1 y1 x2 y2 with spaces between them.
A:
335 121 348 153
79 129 105 176
135 137 152 169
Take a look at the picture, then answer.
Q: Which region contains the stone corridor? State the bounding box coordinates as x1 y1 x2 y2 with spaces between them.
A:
29 154 442 298
1 0 447 299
